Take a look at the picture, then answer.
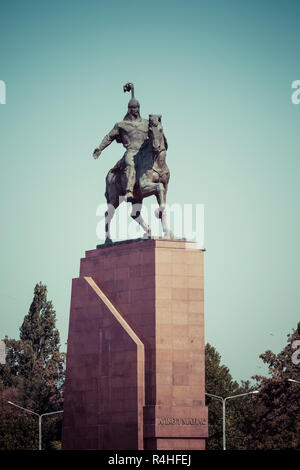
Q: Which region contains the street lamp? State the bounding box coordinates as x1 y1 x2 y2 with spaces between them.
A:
205 390 259 450
7 401 63 450
287 378 300 384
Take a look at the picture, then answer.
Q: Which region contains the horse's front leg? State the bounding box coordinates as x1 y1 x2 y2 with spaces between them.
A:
154 183 173 239
153 182 166 218
131 201 151 239
160 208 173 239
139 176 172 238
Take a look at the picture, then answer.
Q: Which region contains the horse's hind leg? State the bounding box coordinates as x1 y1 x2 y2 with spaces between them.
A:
154 183 173 239
131 200 152 239
105 201 119 245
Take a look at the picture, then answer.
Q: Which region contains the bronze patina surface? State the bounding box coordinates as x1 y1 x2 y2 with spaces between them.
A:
93 83 171 244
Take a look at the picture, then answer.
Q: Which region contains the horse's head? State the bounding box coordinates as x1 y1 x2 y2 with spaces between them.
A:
148 114 164 155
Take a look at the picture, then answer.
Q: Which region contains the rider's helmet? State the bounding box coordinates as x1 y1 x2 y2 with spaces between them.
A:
123 82 140 108
128 97 140 109
123 82 141 120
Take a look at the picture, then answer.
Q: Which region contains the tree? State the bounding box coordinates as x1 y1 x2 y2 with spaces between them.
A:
247 323 300 450
0 379 37 450
0 282 65 449
205 343 257 450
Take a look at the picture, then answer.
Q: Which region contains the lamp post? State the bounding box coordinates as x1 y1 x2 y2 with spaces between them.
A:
7 401 63 450
205 390 259 450
287 378 300 384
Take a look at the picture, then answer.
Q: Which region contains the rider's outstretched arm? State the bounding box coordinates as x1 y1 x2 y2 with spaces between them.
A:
98 123 120 152
93 123 120 158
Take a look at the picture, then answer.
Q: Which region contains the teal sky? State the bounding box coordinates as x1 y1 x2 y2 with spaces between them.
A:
0 0 299 383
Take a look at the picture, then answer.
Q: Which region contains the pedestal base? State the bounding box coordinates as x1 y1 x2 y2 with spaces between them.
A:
62 239 208 450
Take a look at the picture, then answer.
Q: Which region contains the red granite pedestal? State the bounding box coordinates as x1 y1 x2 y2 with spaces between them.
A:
62 239 208 450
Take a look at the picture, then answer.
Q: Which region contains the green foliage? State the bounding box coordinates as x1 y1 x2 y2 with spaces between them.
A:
247 323 300 450
0 282 65 450
205 343 257 450
41 415 63 450
206 323 300 450
0 380 37 449
0 412 37 450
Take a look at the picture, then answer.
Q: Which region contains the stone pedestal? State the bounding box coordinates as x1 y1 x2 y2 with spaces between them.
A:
62 239 208 450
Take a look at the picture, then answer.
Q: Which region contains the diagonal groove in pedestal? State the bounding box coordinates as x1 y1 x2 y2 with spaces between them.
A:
84 276 146 348
84 276 145 449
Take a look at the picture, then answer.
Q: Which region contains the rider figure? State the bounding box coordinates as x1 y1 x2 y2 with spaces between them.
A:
93 83 149 202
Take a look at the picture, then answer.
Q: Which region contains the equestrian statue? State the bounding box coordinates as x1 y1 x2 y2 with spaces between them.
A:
93 82 172 244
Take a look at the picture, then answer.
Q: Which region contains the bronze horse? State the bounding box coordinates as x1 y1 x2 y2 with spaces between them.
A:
104 114 172 244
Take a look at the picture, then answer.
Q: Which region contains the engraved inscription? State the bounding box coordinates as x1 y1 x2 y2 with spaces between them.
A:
158 417 206 425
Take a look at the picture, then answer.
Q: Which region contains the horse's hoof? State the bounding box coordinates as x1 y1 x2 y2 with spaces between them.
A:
163 231 174 240
143 229 152 239
105 237 113 246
